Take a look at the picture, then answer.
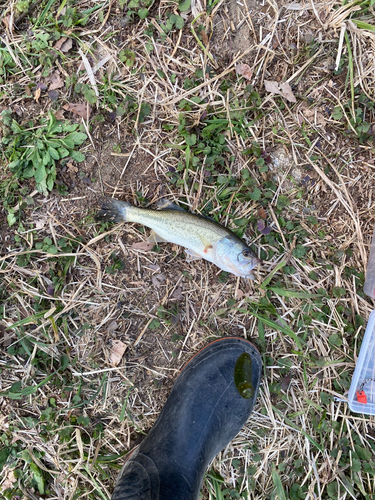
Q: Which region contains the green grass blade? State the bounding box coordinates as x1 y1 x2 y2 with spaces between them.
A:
268 287 322 298
351 19 375 32
8 311 48 328
344 31 355 121
271 465 287 500
35 0 59 26
259 260 286 289
272 406 324 452
249 311 302 349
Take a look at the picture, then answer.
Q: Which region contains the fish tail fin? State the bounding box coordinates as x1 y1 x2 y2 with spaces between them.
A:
95 198 131 223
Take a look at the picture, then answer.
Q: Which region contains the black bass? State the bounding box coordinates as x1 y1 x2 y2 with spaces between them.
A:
96 199 261 279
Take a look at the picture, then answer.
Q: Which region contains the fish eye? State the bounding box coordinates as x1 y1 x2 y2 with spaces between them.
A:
242 249 252 258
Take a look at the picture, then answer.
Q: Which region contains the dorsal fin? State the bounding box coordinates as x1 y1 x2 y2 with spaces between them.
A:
157 198 218 224
156 198 186 212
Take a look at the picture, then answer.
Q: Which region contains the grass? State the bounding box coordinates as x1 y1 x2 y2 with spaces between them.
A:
0 0 375 498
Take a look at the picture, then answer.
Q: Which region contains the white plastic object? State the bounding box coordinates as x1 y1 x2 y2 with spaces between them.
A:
364 224 375 299
348 310 375 415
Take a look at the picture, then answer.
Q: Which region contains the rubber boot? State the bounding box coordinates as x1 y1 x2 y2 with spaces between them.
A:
111 337 262 500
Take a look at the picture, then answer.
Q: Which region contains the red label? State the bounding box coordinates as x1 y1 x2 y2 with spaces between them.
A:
356 391 367 404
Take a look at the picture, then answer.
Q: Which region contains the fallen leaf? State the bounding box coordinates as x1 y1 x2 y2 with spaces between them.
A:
130 241 155 252
34 87 41 103
152 273 166 288
36 82 48 91
67 161 78 173
109 339 127 366
2 15 12 32
264 80 281 95
34 218 46 229
49 71 64 90
257 207 267 219
107 321 118 333
54 36 73 52
61 38 73 52
14 105 22 116
257 219 271 235
172 286 184 300
280 373 292 391
264 80 296 103
25 85 31 96
54 37 67 50
2 470 17 490
62 102 91 120
148 264 160 271
48 90 59 102
279 82 296 103
235 288 244 300
236 63 252 81
201 29 209 45
54 109 66 120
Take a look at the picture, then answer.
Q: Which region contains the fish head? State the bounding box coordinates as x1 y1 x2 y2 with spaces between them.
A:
214 237 261 279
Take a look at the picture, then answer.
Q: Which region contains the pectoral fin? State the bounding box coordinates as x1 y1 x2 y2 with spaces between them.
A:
199 235 213 254
185 249 203 262
147 230 168 243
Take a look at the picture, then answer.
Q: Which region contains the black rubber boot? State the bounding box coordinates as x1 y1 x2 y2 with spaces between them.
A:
111 337 262 500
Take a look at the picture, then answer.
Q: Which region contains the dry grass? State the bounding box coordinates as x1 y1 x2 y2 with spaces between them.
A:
1 0 375 498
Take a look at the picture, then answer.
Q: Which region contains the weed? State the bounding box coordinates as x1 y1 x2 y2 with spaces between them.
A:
1 110 87 204
331 90 374 142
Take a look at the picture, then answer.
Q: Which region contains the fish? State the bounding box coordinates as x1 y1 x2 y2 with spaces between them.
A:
96 198 261 279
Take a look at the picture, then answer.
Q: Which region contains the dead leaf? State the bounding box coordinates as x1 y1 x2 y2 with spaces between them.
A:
148 264 160 271
2 470 17 490
67 161 78 173
171 286 184 300
152 273 166 288
34 87 41 103
130 241 155 252
62 102 91 120
54 109 66 120
2 15 12 32
54 37 67 50
201 30 209 45
25 85 31 96
54 37 73 52
107 321 118 333
34 218 46 229
109 339 127 366
49 71 64 91
0 323 13 348
49 90 59 102
280 373 292 391
236 63 252 81
37 82 47 91
279 82 296 103
14 105 22 117
264 80 296 103
257 207 267 219
61 39 73 52
264 80 281 95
